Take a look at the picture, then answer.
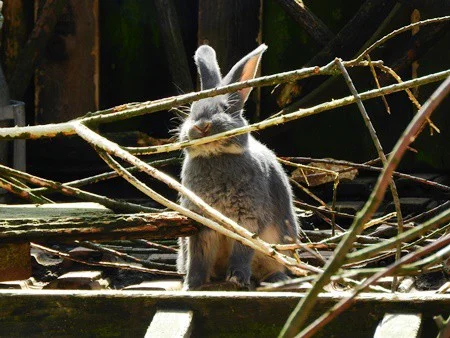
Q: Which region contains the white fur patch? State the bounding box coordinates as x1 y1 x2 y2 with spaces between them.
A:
187 141 244 158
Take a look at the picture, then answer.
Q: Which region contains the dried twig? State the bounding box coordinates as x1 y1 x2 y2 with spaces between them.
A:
31 242 181 277
2 63 448 144
0 163 158 213
367 55 391 114
347 208 450 264
76 240 177 271
335 57 404 291
30 157 179 196
351 15 450 63
133 239 178 253
0 176 51 204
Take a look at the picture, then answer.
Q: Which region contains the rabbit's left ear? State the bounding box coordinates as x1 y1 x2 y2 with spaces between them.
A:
222 44 267 103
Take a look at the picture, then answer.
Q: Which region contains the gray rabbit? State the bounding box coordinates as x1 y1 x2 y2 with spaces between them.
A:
177 44 299 290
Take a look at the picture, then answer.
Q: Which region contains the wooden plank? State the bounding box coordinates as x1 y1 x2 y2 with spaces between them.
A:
145 310 193 338
0 203 198 243
374 313 423 338
0 290 448 337
1 0 34 80
0 202 111 219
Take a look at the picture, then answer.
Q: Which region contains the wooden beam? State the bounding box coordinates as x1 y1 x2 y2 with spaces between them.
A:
0 205 198 243
8 0 68 100
0 290 448 337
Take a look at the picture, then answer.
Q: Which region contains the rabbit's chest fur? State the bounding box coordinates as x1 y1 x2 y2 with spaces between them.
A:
181 137 274 224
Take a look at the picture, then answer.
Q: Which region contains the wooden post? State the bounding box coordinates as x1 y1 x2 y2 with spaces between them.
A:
34 0 99 124
1 0 34 80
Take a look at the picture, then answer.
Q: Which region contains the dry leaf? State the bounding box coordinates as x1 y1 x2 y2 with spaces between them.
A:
291 160 358 186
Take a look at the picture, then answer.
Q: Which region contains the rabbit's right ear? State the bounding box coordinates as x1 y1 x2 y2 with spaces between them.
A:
194 45 222 90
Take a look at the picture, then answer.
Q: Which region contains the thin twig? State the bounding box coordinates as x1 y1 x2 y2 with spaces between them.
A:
294 200 354 219
133 239 178 253
335 57 405 291
280 158 340 235
352 15 450 63
406 201 450 223
376 63 440 134
76 240 177 271
0 163 159 213
290 178 326 207
347 208 450 264
367 55 391 114
0 176 51 204
31 242 181 277
30 157 179 195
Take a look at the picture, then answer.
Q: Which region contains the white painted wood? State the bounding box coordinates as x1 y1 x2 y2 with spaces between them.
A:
145 310 193 338
374 313 422 338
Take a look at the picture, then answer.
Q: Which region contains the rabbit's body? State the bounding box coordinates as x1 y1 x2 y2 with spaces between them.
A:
178 44 299 290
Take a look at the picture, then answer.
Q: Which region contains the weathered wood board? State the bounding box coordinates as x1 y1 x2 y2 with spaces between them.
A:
0 203 198 243
0 202 111 219
0 290 448 337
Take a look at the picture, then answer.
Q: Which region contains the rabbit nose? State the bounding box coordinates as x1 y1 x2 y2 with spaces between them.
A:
194 121 211 136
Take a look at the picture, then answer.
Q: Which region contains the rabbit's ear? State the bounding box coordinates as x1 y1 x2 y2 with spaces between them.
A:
222 44 267 103
194 45 222 90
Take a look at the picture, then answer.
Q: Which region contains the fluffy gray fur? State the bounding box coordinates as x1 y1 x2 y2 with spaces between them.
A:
177 44 299 290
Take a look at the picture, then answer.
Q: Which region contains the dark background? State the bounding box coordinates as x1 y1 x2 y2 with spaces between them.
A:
1 0 449 201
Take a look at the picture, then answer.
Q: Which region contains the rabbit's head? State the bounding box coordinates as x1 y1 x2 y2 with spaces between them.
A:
179 44 267 158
